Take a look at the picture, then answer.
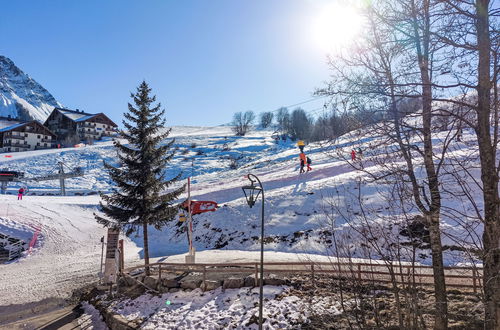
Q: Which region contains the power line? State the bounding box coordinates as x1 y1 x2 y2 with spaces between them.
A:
256 95 330 114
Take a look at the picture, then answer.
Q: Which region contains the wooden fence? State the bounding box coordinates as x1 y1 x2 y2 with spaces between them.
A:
124 261 483 293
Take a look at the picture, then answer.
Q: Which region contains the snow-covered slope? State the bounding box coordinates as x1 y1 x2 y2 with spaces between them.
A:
0 56 62 121
0 124 485 305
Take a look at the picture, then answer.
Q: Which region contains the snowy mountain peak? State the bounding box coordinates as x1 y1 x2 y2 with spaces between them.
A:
0 55 62 122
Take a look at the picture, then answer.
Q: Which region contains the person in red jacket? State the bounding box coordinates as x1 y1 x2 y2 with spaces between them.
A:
351 149 356 161
18 187 25 200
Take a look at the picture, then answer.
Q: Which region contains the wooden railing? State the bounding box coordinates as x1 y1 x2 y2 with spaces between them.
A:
124 261 483 293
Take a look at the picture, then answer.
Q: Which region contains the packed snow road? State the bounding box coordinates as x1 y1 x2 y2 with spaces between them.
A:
0 195 141 306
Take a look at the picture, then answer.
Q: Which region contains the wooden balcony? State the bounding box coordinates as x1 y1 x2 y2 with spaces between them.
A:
8 134 26 140
3 142 30 148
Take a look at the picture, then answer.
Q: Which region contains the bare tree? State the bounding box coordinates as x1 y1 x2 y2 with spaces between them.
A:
289 108 313 140
315 1 454 327
433 0 499 327
275 107 290 137
259 111 274 128
231 111 255 136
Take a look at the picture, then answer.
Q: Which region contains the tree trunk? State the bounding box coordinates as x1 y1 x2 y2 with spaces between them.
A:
143 222 150 276
427 212 448 329
411 0 448 324
475 1 500 328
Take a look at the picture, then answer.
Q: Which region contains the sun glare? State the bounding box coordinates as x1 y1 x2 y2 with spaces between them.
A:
312 3 364 53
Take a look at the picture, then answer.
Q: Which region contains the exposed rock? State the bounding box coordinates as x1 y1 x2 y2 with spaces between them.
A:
162 278 180 288
143 276 158 289
181 280 201 290
123 275 136 287
223 277 244 289
244 275 256 287
203 280 222 291
157 285 169 293
169 288 181 293
123 284 145 300
264 275 286 286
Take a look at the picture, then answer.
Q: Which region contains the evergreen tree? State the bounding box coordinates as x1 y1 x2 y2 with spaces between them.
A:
95 81 184 275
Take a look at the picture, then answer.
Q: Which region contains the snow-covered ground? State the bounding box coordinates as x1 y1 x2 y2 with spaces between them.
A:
111 286 340 330
0 124 485 308
0 195 141 305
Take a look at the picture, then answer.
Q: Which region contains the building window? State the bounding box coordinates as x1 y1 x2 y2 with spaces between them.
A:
24 141 27 144
37 142 40 146
44 143 47 147
37 135 40 138
7 148 10 151
15 148 19 152
25 133 28 137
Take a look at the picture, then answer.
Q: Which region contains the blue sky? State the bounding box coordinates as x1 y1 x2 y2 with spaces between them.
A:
1 0 334 126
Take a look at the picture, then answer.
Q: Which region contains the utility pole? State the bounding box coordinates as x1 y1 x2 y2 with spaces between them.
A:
58 162 66 196
185 177 195 263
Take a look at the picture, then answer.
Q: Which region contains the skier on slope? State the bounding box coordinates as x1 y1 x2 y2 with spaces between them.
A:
299 152 307 174
17 187 25 200
351 149 356 161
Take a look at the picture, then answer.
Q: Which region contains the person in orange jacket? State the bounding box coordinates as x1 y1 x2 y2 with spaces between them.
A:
299 152 307 173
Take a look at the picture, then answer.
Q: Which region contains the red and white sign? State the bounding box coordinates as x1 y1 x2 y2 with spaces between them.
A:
181 200 218 215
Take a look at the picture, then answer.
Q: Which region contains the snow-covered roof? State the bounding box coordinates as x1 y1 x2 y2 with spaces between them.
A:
74 114 97 122
57 108 94 121
0 118 26 132
0 122 26 132
53 108 117 126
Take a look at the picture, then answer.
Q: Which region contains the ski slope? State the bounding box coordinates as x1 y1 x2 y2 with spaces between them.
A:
0 124 485 306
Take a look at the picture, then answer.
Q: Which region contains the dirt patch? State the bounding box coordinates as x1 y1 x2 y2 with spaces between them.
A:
286 275 484 329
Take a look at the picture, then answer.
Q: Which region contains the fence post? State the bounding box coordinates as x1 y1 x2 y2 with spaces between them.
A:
255 263 259 287
203 265 206 291
119 239 124 274
472 267 477 294
159 264 162 281
311 263 315 287
357 264 362 281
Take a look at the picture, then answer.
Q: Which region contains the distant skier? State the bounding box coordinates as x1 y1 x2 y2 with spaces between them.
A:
17 187 25 200
306 156 312 172
299 152 306 174
357 147 363 160
351 149 356 161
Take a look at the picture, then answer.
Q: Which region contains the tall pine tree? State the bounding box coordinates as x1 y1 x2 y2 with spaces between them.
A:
95 81 184 275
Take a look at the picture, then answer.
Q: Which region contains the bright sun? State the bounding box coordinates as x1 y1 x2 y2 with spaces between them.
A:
312 3 364 53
